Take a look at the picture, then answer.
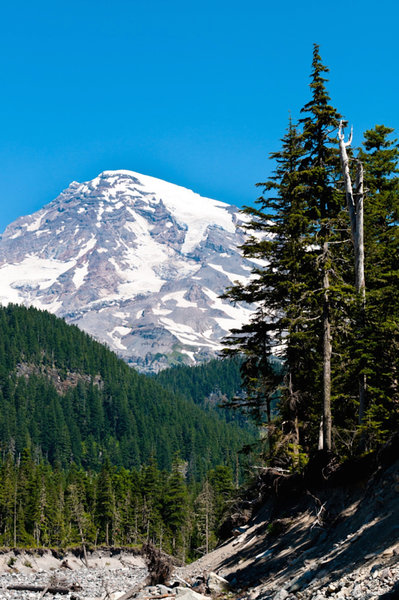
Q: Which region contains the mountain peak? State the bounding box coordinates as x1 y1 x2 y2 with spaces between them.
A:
0 170 256 372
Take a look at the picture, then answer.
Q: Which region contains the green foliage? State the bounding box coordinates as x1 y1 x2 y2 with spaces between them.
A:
266 519 288 537
0 303 254 478
223 45 345 459
153 357 248 423
286 444 309 473
358 125 399 443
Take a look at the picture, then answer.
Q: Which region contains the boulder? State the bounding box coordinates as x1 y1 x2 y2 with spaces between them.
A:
206 572 231 594
175 586 210 600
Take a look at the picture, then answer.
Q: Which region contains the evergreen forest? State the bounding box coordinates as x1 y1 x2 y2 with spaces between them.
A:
0 447 235 559
0 304 252 474
0 304 252 556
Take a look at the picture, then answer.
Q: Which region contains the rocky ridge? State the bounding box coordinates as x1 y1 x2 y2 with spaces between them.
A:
0 170 258 372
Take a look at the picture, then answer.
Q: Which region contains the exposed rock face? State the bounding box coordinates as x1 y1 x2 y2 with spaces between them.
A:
0 170 258 371
15 362 104 394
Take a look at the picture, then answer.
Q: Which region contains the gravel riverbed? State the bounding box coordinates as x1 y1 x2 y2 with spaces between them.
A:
0 550 148 600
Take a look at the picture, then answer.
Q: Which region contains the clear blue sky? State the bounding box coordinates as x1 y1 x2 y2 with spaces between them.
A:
0 0 398 233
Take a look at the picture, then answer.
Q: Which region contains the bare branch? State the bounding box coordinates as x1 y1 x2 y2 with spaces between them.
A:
338 120 353 146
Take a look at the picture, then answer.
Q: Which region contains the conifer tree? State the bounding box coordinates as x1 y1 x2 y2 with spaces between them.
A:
0 454 17 546
95 461 115 545
163 457 188 553
208 465 234 526
141 457 163 543
222 120 309 455
298 44 343 451
357 125 399 443
194 478 216 555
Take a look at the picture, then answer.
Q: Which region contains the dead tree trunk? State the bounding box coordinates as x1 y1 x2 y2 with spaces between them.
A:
354 161 365 297
323 242 332 452
338 121 366 424
355 161 366 423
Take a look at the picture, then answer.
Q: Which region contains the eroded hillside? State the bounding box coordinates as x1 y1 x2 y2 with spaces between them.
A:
177 435 399 600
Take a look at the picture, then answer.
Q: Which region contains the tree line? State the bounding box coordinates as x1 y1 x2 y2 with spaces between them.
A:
0 448 234 560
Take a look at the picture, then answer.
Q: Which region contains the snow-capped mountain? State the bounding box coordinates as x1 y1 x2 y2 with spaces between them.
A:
0 170 257 371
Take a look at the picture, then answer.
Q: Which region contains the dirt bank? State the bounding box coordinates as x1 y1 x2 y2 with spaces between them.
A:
177 436 399 600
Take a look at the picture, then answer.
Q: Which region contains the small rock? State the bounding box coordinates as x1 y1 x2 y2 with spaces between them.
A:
326 582 340 594
351 584 363 598
380 568 392 578
157 584 174 594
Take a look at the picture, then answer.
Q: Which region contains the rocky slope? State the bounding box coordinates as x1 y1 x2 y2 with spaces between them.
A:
176 436 399 600
0 170 257 372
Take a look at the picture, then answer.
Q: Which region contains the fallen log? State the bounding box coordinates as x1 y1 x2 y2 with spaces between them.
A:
117 589 137 600
7 584 71 594
174 575 191 587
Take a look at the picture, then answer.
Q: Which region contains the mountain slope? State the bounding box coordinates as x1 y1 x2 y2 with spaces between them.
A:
0 170 257 371
0 304 255 476
153 357 251 427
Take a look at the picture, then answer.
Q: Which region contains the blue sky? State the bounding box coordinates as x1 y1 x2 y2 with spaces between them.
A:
0 0 398 233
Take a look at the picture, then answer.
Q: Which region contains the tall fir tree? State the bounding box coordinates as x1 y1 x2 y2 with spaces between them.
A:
298 44 343 451
163 457 188 554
